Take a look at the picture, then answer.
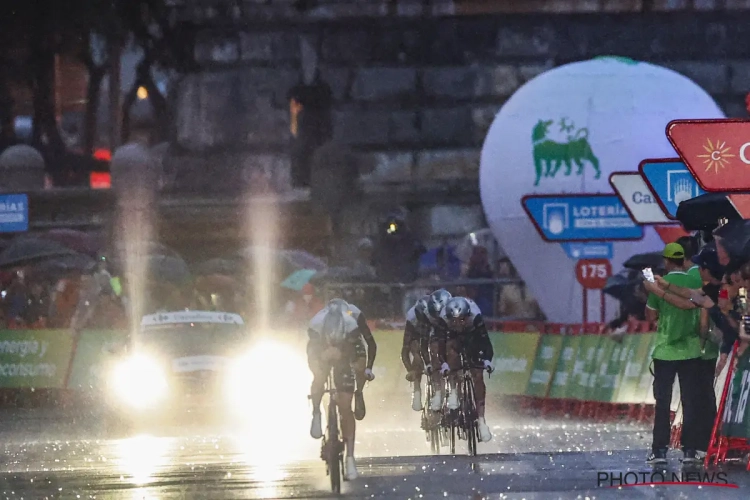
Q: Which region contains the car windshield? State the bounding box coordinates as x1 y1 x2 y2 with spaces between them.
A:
137 323 249 358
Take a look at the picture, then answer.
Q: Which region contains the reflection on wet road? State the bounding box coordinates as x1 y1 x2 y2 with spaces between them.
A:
2 407 749 499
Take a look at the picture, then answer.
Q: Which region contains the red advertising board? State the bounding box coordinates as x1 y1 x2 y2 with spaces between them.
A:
667 119 750 192
653 225 690 245
575 259 611 289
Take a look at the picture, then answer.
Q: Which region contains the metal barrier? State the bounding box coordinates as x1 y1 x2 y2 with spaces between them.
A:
321 278 545 321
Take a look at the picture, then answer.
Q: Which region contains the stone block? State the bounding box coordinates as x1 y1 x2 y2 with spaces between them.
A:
194 36 239 64
332 109 389 146
471 104 503 144
415 149 480 180
422 67 481 100
693 0 718 9
239 154 293 195
239 31 299 62
428 18 498 64
519 62 555 83
717 97 747 118
730 62 750 93
351 68 417 101
601 0 641 11
651 0 690 9
321 28 372 63
496 24 558 57
319 67 352 101
420 108 475 146
360 152 414 183
418 204 485 238
372 28 425 64
476 65 521 97
662 61 728 94
389 111 420 143
725 0 750 8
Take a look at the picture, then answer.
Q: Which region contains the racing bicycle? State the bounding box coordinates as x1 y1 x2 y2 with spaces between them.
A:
421 376 443 454
318 369 346 494
443 347 483 456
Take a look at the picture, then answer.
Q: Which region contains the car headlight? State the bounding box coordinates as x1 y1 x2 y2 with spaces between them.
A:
111 354 168 409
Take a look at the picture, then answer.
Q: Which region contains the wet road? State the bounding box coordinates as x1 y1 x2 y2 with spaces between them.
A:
2 406 749 500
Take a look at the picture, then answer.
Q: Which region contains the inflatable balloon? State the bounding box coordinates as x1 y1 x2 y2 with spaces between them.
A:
480 57 725 323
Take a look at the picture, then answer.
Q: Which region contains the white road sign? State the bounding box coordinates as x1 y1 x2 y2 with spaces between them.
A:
609 173 670 224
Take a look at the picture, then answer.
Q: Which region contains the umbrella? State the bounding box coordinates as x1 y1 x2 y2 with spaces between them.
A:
603 270 640 301
713 220 750 268
0 237 79 269
238 246 327 277
193 257 245 277
146 255 191 285
676 193 742 232
38 229 101 257
30 253 95 279
623 252 664 272
281 269 317 291
454 228 506 263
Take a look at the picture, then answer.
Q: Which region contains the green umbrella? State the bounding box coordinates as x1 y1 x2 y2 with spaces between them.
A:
281 269 317 291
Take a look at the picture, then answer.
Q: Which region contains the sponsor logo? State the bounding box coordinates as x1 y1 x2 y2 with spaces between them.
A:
531 117 600 186
697 138 734 173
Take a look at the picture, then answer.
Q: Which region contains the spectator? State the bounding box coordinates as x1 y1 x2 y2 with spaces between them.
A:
351 238 376 280
372 212 425 284
465 246 494 315
642 242 704 464
49 273 81 328
285 283 325 327
5 270 29 329
432 243 461 281
23 281 49 328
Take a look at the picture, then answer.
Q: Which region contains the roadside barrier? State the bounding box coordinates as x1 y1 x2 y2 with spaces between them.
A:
0 323 656 423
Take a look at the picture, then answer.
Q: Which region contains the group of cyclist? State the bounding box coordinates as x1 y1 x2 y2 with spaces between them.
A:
400 290 494 444
305 290 495 481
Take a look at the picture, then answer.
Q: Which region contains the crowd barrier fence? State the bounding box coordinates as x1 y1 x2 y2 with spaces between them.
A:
0 322 659 423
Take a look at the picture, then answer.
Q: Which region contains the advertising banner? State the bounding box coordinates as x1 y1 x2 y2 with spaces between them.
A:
0 330 73 388
548 335 582 399
66 330 128 390
587 337 618 402
612 333 653 404
488 332 541 395
721 350 750 439
525 334 564 398
567 334 603 400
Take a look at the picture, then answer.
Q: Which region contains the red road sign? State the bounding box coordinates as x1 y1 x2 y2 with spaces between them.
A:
728 193 750 218
654 225 690 245
667 119 750 192
575 259 611 289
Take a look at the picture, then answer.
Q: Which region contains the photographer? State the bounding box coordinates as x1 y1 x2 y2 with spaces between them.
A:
642 243 726 459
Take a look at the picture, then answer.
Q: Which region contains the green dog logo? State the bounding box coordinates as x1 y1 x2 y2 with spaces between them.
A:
531 118 601 186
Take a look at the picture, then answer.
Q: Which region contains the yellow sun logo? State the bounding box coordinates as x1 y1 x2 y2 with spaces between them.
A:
697 139 735 173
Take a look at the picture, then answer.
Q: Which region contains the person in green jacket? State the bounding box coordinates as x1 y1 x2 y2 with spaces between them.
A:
645 243 726 461
643 243 703 465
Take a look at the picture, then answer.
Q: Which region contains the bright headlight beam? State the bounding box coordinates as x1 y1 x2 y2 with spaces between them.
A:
111 354 168 409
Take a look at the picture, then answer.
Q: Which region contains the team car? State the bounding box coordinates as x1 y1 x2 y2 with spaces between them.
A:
105 310 254 425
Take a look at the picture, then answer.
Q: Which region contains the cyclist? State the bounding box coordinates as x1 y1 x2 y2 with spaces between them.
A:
438 296 494 443
425 289 453 410
401 295 432 411
307 298 377 480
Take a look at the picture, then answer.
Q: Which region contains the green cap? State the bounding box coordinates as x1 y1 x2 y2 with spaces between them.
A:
663 242 685 259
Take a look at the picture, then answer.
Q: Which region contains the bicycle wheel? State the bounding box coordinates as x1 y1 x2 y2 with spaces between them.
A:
463 375 478 457
328 402 341 493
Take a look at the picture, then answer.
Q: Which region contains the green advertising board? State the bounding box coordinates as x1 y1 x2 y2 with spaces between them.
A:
66 330 128 390
637 333 658 405
612 333 654 404
587 336 617 402
548 335 582 399
525 334 564 398
488 332 541 395
567 334 602 400
0 330 74 388
721 350 750 439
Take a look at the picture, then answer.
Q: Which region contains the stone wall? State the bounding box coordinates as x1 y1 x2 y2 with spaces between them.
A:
167 8 750 247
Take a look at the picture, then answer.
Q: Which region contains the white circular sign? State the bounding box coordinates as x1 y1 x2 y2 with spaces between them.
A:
480 57 725 323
